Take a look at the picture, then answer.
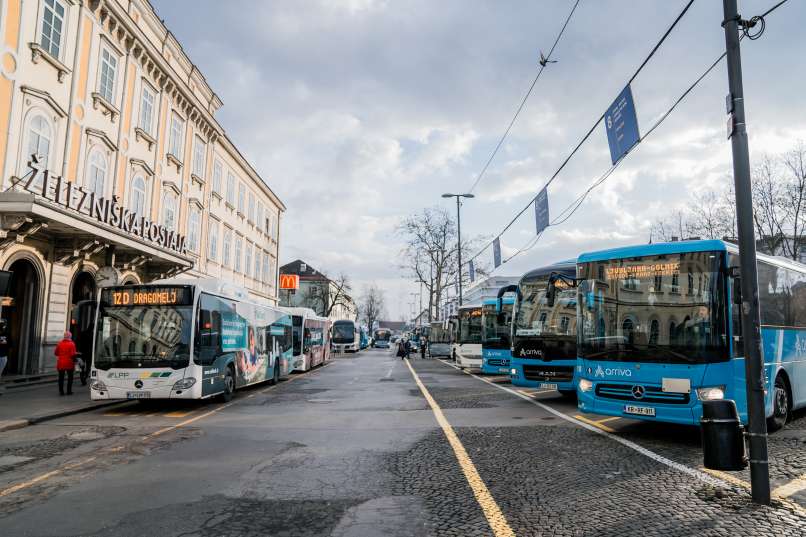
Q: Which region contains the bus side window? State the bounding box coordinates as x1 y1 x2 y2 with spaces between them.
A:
195 294 222 366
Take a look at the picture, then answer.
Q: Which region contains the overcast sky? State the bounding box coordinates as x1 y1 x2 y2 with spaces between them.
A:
153 0 806 320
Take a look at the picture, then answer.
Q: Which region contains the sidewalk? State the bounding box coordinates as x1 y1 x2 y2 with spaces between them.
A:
0 380 120 432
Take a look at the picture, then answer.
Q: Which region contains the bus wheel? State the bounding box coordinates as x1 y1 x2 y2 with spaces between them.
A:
767 375 790 432
220 366 235 403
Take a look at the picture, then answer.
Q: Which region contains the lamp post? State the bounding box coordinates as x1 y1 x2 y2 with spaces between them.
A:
441 193 474 307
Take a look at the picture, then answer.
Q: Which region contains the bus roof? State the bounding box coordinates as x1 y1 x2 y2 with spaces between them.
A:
520 259 577 282
577 239 731 263
482 297 515 306
280 306 328 322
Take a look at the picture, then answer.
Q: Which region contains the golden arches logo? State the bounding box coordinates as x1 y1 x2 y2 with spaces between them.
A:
279 274 299 290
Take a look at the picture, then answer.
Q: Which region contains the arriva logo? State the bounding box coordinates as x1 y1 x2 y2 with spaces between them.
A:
594 365 605 378
594 365 632 378
521 349 544 357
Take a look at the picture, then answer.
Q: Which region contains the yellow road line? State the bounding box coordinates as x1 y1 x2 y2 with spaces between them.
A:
164 410 194 418
703 468 806 517
596 417 621 425
773 473 806 499
0 457 96 498
574 414 616 433
404 359 515 537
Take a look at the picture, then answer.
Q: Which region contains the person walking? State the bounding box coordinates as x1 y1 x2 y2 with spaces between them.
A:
55 331 78 396
420 336 427 360
0 320 8 397
396 338 407 360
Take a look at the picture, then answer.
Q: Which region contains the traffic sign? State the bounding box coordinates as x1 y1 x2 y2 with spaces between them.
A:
605 84 640 165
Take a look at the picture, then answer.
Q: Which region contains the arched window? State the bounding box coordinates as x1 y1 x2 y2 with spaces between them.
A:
86 148 107 196
162 193 177 231
622 318 635 345
25 114 52 186
130 175 147 217
649 319 660 345
669 321 677 345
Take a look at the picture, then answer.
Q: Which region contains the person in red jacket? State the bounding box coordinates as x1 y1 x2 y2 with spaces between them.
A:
55 331 77 396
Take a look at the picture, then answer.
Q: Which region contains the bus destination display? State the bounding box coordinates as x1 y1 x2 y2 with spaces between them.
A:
103 287 192 306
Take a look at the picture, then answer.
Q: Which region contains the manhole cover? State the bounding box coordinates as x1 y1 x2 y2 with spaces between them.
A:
0 455 34 467
67 431 106 441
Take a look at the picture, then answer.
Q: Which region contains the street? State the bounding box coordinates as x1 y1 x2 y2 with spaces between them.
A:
1 349 804 536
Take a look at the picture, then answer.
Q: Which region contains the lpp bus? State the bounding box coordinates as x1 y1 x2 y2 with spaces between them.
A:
90 279 293 401
510 260 578 395
428 321 452 358
454 304 483 369
373 328 392 349
576 239 806 430
481 296 514 375
284 307 330 372
332 320 360 353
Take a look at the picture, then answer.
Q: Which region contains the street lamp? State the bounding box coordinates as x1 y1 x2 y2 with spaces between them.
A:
441 193 475 306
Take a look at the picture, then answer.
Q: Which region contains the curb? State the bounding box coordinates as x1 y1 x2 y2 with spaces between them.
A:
0 400 126 433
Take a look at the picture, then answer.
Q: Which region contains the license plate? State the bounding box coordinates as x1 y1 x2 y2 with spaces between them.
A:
126 391 151 399
624 405 655 417
539 383 558 390
498 367 510 373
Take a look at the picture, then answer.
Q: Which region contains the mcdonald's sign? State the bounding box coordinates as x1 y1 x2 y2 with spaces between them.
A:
279 274 300 290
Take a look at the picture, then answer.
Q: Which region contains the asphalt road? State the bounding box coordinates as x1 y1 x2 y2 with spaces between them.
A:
1 349 805 536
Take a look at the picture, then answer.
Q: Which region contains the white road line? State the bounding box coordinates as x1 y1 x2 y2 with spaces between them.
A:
437 359 730 490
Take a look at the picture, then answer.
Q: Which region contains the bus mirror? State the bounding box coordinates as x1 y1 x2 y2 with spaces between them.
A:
732 275 742 305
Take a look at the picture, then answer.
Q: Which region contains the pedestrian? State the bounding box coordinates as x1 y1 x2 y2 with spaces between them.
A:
404 338 411 360
396 339 406 360
55 331 78 396
0 320 8 397
420 336 427 359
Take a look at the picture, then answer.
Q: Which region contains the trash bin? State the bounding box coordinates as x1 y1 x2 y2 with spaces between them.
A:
701 399 747 471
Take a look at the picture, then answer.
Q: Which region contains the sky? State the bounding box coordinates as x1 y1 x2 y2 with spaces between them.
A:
152 0 806 320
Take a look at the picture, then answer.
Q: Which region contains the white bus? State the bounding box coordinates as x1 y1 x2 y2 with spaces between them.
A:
90 279 293 401
453 304 483 369
283 307 331 372
331 319 360 353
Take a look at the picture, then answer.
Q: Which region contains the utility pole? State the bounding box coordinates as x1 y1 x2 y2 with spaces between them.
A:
722 0 770 505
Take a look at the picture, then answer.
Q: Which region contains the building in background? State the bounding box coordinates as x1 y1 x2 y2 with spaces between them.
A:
0 0 284 375
441 275 520 318
278 259 357 322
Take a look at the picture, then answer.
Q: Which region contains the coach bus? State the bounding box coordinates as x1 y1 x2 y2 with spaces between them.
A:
511 260 578 395
576 239 806 430
481 295 515 375
359 326 369 350
373 328 392 349
90 279 293 402
454 304 483 369
332 319 360 353
285 307 330 372
428 321 452 358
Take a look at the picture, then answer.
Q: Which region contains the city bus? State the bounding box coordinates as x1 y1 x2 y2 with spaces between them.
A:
510 260 578 395
481 295 515 375
428 320 452 358
332 319 360 353
454 304 483 369
373 328 392 349
284 307 330 372
89 279 293 402
359 326 369 350
576 239 806 430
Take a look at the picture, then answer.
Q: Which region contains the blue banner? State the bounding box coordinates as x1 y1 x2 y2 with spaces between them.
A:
535 188 549 234
469 260 475 282
605 84 640 165
493 238 502 268
221 313 247 351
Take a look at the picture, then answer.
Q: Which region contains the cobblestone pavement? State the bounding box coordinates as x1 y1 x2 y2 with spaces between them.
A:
0 351 804 536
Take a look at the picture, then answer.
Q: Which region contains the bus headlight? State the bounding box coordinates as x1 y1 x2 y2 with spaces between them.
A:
90 380 107 391
696 386 725 401
510 368 517 376
172 378 197 390
578 379 593 392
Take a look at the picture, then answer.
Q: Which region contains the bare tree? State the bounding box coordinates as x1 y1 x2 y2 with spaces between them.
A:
781 142 806 260
304 272 354 318
359 284 386 331
752 155 786 255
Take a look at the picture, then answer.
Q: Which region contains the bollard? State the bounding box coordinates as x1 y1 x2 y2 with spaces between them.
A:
701 399 747 471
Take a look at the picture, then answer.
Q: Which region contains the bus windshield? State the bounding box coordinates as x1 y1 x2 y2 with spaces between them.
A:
332 322 355 342
94 304 193 370
578 251 728 364
515 277 576 337
459 308 482 344
374 329 391 342
430 324 450 343
482 302 512 349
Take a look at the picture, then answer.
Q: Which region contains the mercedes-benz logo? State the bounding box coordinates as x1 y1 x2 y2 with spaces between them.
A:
134 380 144 389
631 385 646 399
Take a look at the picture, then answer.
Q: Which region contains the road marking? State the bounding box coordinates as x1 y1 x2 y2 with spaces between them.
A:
705 468 806 517
0 457 96 498
773 473 806 499
596 416 621 424
404 359 515 537
575 414 616 433
163 410 194 418
437 359 729 489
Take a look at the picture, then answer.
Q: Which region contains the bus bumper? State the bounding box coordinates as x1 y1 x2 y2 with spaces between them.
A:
90 383 198 401
457 355 482 369
481 358 511 375
509 359 577 393
576 389 700 426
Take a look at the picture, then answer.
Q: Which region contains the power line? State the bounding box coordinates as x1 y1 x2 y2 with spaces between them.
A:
465 0 696 266
467 0 582 194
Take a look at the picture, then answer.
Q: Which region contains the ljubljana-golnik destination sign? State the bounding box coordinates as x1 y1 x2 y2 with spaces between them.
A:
12 156 187 255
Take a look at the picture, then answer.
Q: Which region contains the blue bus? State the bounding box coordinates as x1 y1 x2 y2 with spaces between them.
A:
481 295 515 375
576 239 806 430
510 260 578 395
359 326 369 350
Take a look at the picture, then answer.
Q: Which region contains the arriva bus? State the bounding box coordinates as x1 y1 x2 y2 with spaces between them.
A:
285 307 331 372
359 326 369 350
511 260 578 395
454 304 483 369
576 239 806 431
428 321 452 358
332 319 360 353
90 279 293 402
373 328 391 349
481 295 515 375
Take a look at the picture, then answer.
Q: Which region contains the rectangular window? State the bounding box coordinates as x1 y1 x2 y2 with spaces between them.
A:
208 220 219 261
248 192 255 222
256 203 264 233
40 0 66 59
187 208 201 253
267 257 275 286
255 251 262 283
234 236 243 272
99 47 118 103
192 136 206 178
265 215 271 235
226 172 236 205
168 112 185 159
222 228 232 267
237 182 245 214
139 83 155 135
212 160 223 194
262 253 270 285
245 242 253 277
